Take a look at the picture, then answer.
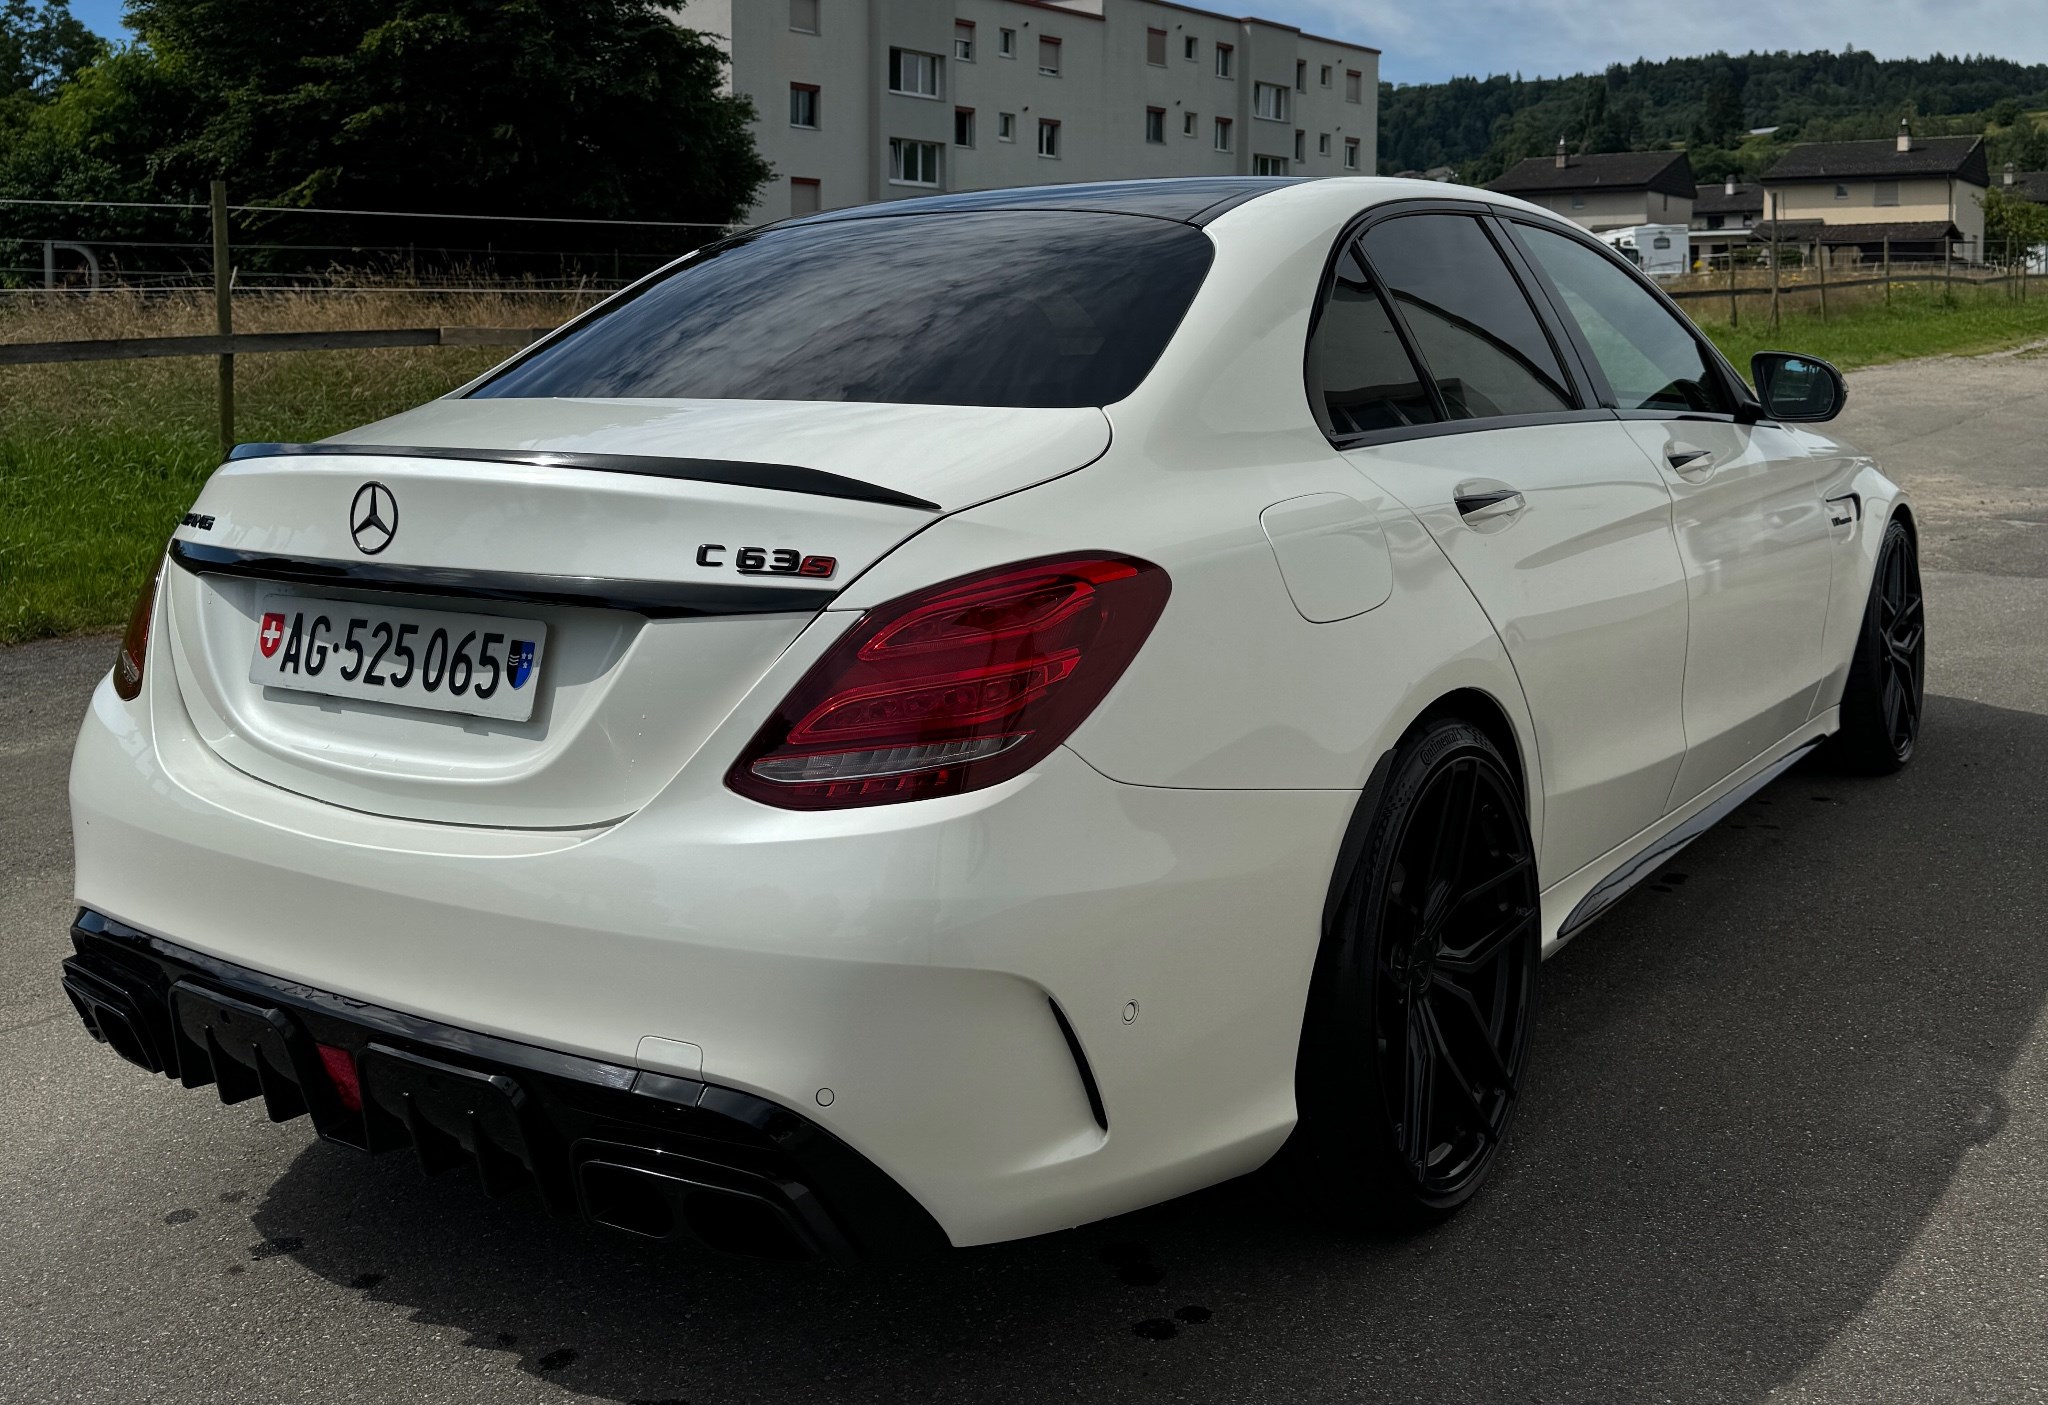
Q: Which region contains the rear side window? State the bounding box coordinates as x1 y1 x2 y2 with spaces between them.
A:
1310 244 1438 435
470 211 1215 409
1360 214 1576 421
1512 223 1733 414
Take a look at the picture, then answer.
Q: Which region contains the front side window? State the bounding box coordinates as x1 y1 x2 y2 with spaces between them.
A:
1039 36 1061 75
1512 222 1732 414
1215 44 1233 78
1038 119 1060 158
1146 107 1166 144
1311 244 1438 436
789 84 818 128
1147 28 1167 65
1254 82 1287 121
469 211 1218 410
889 138 940 186
1361 214 1575 420
888 49 941 98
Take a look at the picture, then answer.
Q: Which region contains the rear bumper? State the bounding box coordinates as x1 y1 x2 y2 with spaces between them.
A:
64 910 944 1263
72 667 1354 1247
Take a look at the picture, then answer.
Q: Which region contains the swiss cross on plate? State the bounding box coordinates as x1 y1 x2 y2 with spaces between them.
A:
258 612 287 658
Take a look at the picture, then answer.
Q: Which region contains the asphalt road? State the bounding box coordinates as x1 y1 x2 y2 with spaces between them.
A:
5 347 2048 1404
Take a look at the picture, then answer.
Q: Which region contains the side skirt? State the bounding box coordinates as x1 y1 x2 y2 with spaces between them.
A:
1545 721 1831 952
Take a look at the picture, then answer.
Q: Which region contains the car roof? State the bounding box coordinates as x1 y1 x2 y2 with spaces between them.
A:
771 177 1313 229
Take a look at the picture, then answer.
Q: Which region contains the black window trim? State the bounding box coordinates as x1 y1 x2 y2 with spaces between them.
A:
1304 198 1614 452
1497 213 1762 424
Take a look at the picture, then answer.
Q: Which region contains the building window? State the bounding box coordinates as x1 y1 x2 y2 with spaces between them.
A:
1344 137 1360 170
889 138 940 186
1875 180 1900 206
1254 82 1287 121
1147 28 1167 66
1146 107 1166 144
1294 129 1305 162
1184 110 1197 136
954 107 974 147
789 0 818 35
1255 154 1287 176
888 49 941 99
1570 191 1585 209
1707 214 1725 230
1835 183 1849 199
1661 193 1670 211
1039 36 1061 76
1214 116 1233 151
1318 132 1331 156
1296 60 1308 92
788 84 818 129
954 21 974 61
998 112 1015 141
1320 64 1333 86
1215 43 1233 78
1345 69 1363 102
1184 35 1197 60
998 28 1015 58
1038 118 1060 158
790 177 821 216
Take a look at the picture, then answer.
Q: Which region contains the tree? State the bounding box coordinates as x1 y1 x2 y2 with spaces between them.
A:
1984 186 2048 265
0 0 100 102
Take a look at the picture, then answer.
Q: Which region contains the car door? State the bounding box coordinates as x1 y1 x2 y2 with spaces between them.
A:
1315 208 1691 883
1505 220 1837 807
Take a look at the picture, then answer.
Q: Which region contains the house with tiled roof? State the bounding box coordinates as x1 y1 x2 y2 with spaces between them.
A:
1486 142 1694 232
1998 163 2048 205
1755 122 1988 261
1691 175 1764 264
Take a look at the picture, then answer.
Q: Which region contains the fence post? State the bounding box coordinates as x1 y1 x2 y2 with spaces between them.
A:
1769 228 1781 329
1727 252 1738 329
1882 237 1890 306
1818 244 1828 323
211 179 235 459
1944 236 1952 300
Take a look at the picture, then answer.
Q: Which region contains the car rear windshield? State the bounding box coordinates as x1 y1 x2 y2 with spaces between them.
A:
468 210 1216 409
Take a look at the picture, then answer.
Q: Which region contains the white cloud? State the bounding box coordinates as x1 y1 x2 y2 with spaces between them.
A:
1271 0 2048 85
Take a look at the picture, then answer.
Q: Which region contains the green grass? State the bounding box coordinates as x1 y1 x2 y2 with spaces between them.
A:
0 348 503 643
1698 282 2048 371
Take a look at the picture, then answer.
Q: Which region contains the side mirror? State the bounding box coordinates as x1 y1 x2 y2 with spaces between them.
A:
1750 351 1847 423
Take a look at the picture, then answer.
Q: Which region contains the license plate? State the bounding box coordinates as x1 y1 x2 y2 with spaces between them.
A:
250 594 547 721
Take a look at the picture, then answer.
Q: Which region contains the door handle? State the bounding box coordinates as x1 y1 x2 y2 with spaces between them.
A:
1666 447 1714 477
1454 488 1526 524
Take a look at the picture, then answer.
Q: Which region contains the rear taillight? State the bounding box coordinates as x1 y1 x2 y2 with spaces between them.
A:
729 554 1170 809
111 555 164 702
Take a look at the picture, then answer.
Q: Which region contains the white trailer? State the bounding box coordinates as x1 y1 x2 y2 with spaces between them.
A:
1598 224 1690 278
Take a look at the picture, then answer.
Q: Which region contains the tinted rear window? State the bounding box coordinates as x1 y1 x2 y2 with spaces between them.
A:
469 210 1215 409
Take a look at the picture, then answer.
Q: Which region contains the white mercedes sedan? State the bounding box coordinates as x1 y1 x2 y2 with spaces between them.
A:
63 177 1922 1261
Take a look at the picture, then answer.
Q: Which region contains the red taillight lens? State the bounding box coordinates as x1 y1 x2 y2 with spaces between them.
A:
729 554 1171 809
316 1043 363 1113
111 555 164 702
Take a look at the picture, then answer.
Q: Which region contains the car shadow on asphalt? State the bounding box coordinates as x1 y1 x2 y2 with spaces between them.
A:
251 693 2044 1402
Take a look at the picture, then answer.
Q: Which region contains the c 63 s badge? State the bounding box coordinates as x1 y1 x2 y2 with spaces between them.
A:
696 544 837 579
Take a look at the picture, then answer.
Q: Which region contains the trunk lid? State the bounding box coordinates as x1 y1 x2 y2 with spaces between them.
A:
161 398 1110 828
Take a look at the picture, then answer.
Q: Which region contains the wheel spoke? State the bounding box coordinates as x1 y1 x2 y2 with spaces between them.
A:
1437 905 1535 977
1436 855 1534 932
1401 1002 1435 1176
1421 760 1479 909
1428 975 1515 1093
1420 999 1493 1129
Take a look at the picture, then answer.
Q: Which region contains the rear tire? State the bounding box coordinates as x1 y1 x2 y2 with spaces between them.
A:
1288 718 1539 1230
1829 517 1924 775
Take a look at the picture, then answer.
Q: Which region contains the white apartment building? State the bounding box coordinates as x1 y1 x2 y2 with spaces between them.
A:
686 0 1380 223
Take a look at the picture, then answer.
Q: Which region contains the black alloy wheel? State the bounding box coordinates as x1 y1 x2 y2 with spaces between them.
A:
1291 718 1540 1226
1831 518 1925 774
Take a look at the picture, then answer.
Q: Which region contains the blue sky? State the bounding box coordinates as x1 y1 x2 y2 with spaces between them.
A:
62 0 2048 88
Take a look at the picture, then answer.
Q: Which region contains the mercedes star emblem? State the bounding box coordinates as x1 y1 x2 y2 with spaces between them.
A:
349 481 398 555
